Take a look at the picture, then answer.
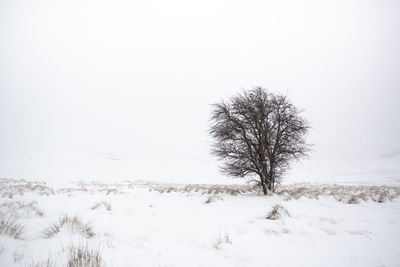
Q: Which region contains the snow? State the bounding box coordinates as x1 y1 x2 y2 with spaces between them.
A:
0 179 400 266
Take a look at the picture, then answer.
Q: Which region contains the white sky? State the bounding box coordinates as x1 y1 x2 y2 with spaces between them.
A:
1 0 399 184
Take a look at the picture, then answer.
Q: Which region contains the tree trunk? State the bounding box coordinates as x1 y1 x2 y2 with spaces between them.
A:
269 168 275 193
261 182 268 195
259 174 269 195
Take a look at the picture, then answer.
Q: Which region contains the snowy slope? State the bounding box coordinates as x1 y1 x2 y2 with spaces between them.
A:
0 179 399 266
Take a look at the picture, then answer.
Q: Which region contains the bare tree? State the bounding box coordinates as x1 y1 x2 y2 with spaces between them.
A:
209 87 311 194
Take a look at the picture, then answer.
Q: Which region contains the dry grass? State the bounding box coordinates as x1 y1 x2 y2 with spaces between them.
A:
27 258 56 267
99 188 118 195
149 183 259 195
56 180 261 196
3 178 398 204
347 194 360 204
204 195 224 204
212 232 232 249
266 204 290 220
42 215 95 239
59 180 400 203
136 182 400 203
14 250 24 263
275 184 400 203
0 201 44 218
91 201 111 211
57 182 123 195
265 228 290 235
0 178 54 198
25 243 103 267
0 218 24 239
67 243 103 267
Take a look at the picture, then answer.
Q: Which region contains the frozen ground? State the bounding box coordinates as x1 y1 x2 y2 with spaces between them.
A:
0 178 400 266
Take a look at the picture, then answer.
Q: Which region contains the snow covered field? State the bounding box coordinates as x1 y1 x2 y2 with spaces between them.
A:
1 178 400 267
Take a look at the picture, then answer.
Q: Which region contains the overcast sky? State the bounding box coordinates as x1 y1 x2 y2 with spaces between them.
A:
1 0 399 184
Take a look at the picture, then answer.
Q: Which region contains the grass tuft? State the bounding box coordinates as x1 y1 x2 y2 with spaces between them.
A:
347 195 360 204
42 215 95 239
0 218 24 239
91 201 111 211
204 195 223 204
266 204 290 220
212 232 232 249
67 243 103 267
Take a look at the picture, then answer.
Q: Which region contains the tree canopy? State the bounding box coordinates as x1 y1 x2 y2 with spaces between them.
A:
209 87 311 194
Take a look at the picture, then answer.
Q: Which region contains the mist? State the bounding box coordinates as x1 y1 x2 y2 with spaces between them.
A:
1 0 399 185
